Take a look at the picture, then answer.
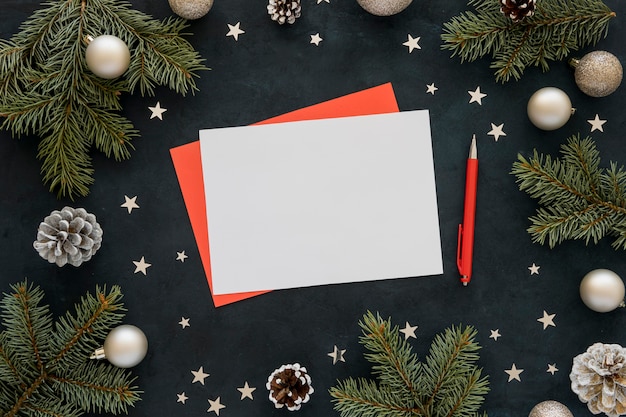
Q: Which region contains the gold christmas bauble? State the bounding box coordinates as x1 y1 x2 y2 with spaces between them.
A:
85 35 131 79
169 0 214 20
527 87 574 131
571 51 622 97
528 401 573 417
580 269 625 313
356 0 413 16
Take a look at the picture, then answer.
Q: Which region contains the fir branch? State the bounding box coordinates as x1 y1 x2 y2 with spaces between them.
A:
330 312 489 417
0 281 140 417
441 0 615 82
512 135 626 249
0 0 208 199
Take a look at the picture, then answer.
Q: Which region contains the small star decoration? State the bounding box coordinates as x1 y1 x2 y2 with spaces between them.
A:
399 321 418 340
207 397 226 415
489 329 501 341
328 345 346 364
179 317 190 329
226 22 245 41
528 263 540 275
176 251 188 262
487 123 506 142
537 310 556 330
177 392 188 404
588 114 607 132
402 34 421 53
547 363 558 375
132 256 151 275
468 87 487 105
310 33 323 46
505 364 523 382
148 102 167 120
426 83 438 95
120 195 139 214
237 381 256 400
191 366 210 385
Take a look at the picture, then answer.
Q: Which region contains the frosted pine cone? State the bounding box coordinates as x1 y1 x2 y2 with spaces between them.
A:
500 0 536 22
570 342 626 416
267 0 302 24
266 363 313 411
33 207 103 267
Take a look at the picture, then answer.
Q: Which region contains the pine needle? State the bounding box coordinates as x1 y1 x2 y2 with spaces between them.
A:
512 135 626 249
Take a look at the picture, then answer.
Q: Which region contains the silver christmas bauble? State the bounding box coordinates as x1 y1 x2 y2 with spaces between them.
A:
571 51 623 97
85 35 131 79
528 400 573 417
168 0 214 20
356 0 413 16
527 87 574 131
580 269 625 313
103 325 148 368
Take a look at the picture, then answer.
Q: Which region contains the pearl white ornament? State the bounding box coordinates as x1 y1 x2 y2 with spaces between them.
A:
93 324 148 368
527 87 574 131
85 35 131 79
580 269 625 313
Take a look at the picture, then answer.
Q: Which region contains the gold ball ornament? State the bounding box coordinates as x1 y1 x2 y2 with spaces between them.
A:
168 0 214 20
580 269 625 313
528 401 573 417
570 51 623 97
356 0 413 16
527 87 574 131
85 35 131 79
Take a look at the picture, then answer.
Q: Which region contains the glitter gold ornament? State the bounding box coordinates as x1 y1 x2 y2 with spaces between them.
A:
528 400 573 417
356 0 412 16
570 51 623 97
168 0 214 20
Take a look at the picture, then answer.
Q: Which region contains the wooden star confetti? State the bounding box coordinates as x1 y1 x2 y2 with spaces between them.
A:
237 381 256 400
328 345 346 364
487 123 506 142
176 251 188 262
207 397 226 415
489 329 501 341
148 102 167 120
505 364 523 382
426 83 438 95
537 310 556 330
132 256 151 275
191 366 210 385
310 33 323 46
120 195 139 214
468 86 486 105
226 22 245 41
399 321 418 340
547 363 558 375
528 263 540 275
402 34 421 53
588 114 607 132
177 392 188 404
179 317 190 329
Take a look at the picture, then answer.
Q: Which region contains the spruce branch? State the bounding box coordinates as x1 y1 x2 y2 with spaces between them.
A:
512 135 626 249
0 0 208 199
329 311 489 417
441 0 615 82
0 280 141 417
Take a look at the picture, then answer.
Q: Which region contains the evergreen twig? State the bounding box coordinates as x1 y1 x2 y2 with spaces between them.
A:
0 0 208 199
329 311 489 417
441 0 615 82
0 280 141 417
512 135 626 249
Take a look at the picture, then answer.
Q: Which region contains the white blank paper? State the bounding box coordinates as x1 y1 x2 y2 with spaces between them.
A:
199 110 443 295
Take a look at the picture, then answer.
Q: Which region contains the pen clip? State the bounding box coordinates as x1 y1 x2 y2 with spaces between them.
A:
456 223 464 273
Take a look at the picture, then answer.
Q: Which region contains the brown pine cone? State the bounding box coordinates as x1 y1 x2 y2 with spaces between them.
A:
500 0 536 22
266 363 313 411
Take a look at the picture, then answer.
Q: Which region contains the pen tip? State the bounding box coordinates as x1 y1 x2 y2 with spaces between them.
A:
463 282 468 287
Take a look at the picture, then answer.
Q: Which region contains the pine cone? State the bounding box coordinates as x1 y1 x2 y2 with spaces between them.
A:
266 363 313 411
570 342 626 416
500 0 536 22
33 207 103 267
267 0 302 24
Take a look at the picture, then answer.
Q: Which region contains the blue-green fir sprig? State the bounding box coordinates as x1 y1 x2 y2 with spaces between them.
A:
441 0 616 82
0 280 141 417
512 135 626 250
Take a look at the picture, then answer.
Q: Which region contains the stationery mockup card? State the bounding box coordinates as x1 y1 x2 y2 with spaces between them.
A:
171 83 401 306
199 110 443 295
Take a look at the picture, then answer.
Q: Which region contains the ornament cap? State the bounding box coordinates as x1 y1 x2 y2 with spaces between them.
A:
90 347 106 360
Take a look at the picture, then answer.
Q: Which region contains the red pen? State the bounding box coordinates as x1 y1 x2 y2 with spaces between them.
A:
457 135 478 286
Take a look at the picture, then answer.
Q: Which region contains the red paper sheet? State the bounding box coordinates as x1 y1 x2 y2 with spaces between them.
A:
170 83 399 307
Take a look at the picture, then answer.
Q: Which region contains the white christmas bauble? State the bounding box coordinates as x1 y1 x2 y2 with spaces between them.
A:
580 269 625 313
85 35 131 79
103 324 148 368
527 87 573 131
168 0 214 20
356 0 413 16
